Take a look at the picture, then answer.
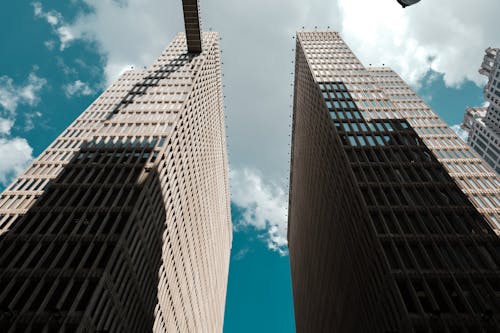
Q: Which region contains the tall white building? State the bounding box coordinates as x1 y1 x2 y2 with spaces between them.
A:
464 47 500 174
0 1 232 332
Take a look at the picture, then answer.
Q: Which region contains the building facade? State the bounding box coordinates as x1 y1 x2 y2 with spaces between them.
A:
462 106 488 135
0 31 231 332
288 31 500 332
463 48 500 174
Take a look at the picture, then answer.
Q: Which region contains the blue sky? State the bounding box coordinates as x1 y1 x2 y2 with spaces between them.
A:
0 1 498 332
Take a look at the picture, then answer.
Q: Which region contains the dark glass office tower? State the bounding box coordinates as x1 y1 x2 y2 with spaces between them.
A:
288 31 500 333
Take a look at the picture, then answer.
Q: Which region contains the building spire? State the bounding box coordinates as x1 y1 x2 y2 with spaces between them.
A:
182 0 202 53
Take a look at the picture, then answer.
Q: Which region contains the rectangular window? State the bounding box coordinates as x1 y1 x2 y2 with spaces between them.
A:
397 280 417 313
365 136 375 146
375 136 385 146
357 136 367 146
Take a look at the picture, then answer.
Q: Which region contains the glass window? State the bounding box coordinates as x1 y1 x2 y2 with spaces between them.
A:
343 123 351 132
474 195 486 208
366 136 376 146
348 136 357 146
358 136 367 146
375 136 385 145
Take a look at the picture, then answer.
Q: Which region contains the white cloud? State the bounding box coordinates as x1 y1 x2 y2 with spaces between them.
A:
32 2 42 17
231 169 288 255
32 2 74 50
24 112 42 132
338 0 500 87
33 2 61 26
44 40 56 50
233 248 250 261
451 124 469 142
56 26 75 50
45 13 60 26
61 0 185 86
0 118 14 135
0 72 46 114
0 138 33 186
0 72 40 186
63 80 94 97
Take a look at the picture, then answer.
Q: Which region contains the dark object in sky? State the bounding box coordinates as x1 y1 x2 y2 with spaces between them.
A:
397 0 421 7
182 0 202 53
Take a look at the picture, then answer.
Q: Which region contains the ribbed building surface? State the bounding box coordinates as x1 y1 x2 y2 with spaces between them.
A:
464 47 500 174
0 32 231 332
288 31 500 333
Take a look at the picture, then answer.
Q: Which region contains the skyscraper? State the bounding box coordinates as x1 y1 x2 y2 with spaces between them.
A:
288 31 500 332
462 47 500 174
0 2 231 332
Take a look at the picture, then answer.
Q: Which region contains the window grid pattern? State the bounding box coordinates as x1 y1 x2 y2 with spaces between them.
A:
325 81 500 332
466 47 500 174
289 31 500 333
368 67 500 229
0 32 231 333
292 31 499 232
